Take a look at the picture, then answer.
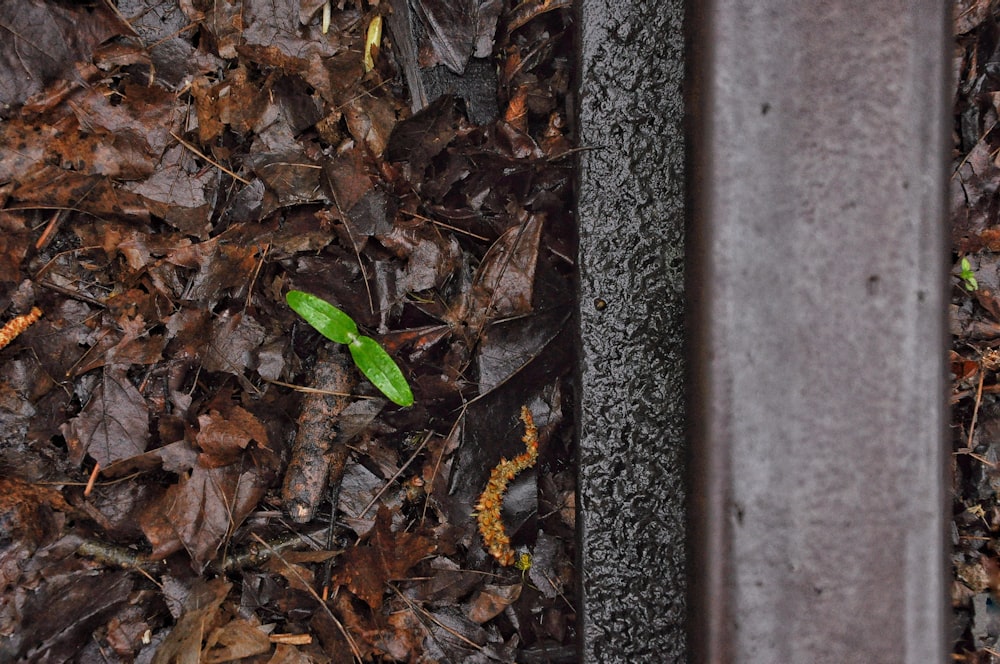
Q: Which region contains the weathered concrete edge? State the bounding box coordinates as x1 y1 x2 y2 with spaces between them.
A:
686 2 950 661
575 1 687 662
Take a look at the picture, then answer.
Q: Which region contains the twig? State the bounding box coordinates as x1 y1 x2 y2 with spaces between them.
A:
243 242 269 313
420 410 464 526
250 533 363 663
966 370 986 452
399 210 489 242
282 346 355 522
264 377 371 399
359 431 432 518
389 584 483 651
84 463 100 497
169 131 252 184
36 280 108 308
35 210 66 250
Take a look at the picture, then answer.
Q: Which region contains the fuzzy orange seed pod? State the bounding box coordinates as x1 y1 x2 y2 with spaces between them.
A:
475 406 539 566
0 307 42 351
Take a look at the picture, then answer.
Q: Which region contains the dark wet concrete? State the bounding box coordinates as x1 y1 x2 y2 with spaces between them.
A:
575 1 687 661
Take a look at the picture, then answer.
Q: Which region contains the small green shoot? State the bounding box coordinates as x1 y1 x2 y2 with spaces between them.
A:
286 290 414 407
960 257 979 292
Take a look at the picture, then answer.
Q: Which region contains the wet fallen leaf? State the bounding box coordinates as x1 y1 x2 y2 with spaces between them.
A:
14 568 133 663
331 505 435 610
467 583 521 623
196 406 269 467
0 477 72 549
128 144 218 238
202 617 271 663
152 578 231 664
413 0 502 74
141 449 275 569
61 366 151 467
0 0 127 112
74 314 166 376
202 311 267 385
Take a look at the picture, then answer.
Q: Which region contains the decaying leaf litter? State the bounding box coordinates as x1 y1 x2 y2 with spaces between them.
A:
0 0 578 661
950 1 1000 660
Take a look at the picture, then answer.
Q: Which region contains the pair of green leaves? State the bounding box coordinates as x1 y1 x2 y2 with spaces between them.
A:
960 257 979 292
286 290 414 407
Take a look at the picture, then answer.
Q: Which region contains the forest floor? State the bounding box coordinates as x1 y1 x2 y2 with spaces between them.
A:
0 1 578 662
950 1 1000 660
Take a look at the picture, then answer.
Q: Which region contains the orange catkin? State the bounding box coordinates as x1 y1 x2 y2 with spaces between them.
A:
475 406 539 566
0 307 42 351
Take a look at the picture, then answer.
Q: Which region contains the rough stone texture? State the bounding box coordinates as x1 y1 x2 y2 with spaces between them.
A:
575 1 686 661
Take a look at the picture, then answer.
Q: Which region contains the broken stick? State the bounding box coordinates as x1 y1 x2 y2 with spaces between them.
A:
282 345 356 523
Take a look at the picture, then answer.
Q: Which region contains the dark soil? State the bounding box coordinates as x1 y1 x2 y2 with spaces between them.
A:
0 1 578 662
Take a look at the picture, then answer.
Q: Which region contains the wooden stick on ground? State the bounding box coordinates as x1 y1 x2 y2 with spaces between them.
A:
282 345 356 523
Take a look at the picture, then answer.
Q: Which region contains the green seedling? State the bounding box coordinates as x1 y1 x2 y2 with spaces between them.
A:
960 257 979 292
286 290 414 407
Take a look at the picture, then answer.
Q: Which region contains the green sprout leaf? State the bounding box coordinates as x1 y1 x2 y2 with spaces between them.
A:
286 290 413 407
348 335 414 407
960 257 979 292
286 290 358 344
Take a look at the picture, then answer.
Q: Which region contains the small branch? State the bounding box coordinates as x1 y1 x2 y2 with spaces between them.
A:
170 131 252 184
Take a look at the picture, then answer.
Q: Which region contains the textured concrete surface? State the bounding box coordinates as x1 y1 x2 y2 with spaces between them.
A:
575 1 687 661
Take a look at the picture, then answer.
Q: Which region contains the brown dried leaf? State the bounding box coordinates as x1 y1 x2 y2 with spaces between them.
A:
466 583 521 624
377 223 462 294
378 609 429 661
476 306 569 393
266 644 316 664
141 450 273 569
13 568 133 663
202 312 266 381
0 0 127 112
202 618 271 663
10 169 149 220
414 0 502 74
127 144 217 238
451 211 543 330
343 95 399 157
240 0 345 62
191 76 225 144
0 477 72 549
69 82 182 177
955 0 995 35
385 95 460 169
165 236 260 305
1 83 179 188
23 300 98 384
152 578 231 664
0 213 33 283
196 406 269 467
331 505 435 609
74 314 166 376
61 366 150 467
